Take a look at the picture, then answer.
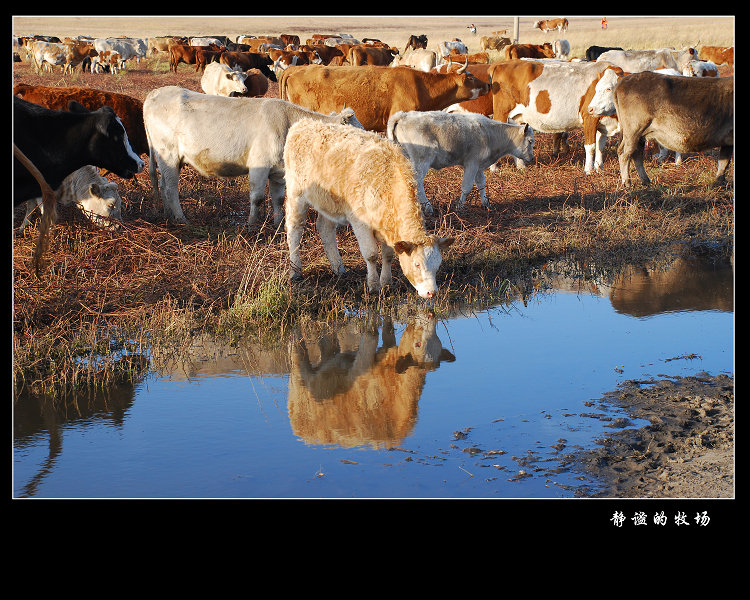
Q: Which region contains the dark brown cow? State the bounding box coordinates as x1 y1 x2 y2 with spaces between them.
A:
13 83 149 156
404 34 428 53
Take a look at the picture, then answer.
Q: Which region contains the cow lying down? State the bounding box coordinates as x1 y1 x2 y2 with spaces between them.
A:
387 110 534 213
22 165 123 231
283 119 454 299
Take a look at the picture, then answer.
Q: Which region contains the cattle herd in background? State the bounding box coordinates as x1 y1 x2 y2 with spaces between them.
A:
13 23 734 296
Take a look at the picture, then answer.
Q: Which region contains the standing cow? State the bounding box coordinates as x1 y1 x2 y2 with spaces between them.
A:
279 63 489 132
588 70 733 186
387 110 535 213
143 86 363 227
283 119 454 298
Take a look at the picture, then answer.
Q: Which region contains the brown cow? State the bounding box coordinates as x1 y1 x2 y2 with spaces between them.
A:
279 63 489 132
298 43 344 65
238 68 269 97
348 45 398 66
13 83 149 156
698 45 733 66
504 42 556 59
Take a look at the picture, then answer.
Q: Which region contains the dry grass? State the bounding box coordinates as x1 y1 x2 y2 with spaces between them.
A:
12 16 735 398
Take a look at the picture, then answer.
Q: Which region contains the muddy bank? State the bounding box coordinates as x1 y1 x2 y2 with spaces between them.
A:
569 373 734 498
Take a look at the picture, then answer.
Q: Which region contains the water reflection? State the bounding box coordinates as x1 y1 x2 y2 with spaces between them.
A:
288 314 455 449
13 249 733 497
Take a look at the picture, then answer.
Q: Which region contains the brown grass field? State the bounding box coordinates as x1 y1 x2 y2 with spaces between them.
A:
12 16 734 397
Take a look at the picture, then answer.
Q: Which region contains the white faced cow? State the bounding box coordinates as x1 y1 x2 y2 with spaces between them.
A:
143 86 363 227
23 165 123 231
283 118 454 298
387 110 535 213
200 62 248 97
596 47 697 73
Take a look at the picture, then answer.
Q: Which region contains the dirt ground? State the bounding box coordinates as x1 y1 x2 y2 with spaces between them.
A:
570 373 734 498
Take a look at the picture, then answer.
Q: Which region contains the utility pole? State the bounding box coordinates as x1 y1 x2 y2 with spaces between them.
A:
513 17 519 43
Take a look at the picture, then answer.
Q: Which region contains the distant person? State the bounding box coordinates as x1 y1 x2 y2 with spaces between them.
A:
601 17 608 29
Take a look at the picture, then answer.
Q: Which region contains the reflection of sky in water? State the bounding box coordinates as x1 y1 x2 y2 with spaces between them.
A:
14 259 733 499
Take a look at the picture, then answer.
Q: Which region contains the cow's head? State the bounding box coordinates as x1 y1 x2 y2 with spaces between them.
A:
69 101 144 178
78 179 123 230
587 68 622 116
394 236 454 299
226 68 248 96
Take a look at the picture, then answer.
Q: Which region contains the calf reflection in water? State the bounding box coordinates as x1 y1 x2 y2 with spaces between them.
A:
288 314 455 449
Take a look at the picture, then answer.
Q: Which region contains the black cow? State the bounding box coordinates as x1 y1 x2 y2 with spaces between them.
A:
14 96 144 205
219 51 277 81
404 34 428 53
585 45 624 61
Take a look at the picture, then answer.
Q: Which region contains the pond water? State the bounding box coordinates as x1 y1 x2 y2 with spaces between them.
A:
13 250 734 499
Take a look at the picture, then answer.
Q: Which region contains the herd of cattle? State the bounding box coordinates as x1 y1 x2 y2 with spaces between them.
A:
13 27 734 298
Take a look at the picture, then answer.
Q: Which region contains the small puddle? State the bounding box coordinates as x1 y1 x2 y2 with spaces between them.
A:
13 249 733 498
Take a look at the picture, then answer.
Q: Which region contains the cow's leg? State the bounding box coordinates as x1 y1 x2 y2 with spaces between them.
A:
246 167 270 227
413 163 434 216
594 131 608 172
618 133 650 186
552 132 570 156
715 145 733 184
349 221 381 292
285 191 307 281
457 164 479 209
153 154 188 223
380 244 395 289
315 213 346 276
268 168 286 229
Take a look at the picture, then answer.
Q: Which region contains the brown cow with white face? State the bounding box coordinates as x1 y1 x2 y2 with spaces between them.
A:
279 63 489 132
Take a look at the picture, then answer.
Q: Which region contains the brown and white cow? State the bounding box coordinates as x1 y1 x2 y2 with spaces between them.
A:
698 45 733 66
589 70 733 186
504 43 556 60
283 118 454 298
533 18 569 32
487 59 624 173
13 83 149 156
279 63 490 132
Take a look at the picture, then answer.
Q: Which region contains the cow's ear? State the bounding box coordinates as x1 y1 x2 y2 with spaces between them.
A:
394 241 415 255
89 183 102 197
437 236 455 250
68 100 88 113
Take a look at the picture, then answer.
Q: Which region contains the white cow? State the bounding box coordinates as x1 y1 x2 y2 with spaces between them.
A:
143 86 363 227
23 165 123 231
283 118 454 298
553 39 570 60
190 37 225 47
387 110 535 212
389 48 437 72
200 62 248 97
28 41 66 73
94 37 147 66
683 59 719 77
596 47 697 72
436 39 467 57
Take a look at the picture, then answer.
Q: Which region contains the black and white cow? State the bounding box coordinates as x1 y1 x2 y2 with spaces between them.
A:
14 96 144 205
